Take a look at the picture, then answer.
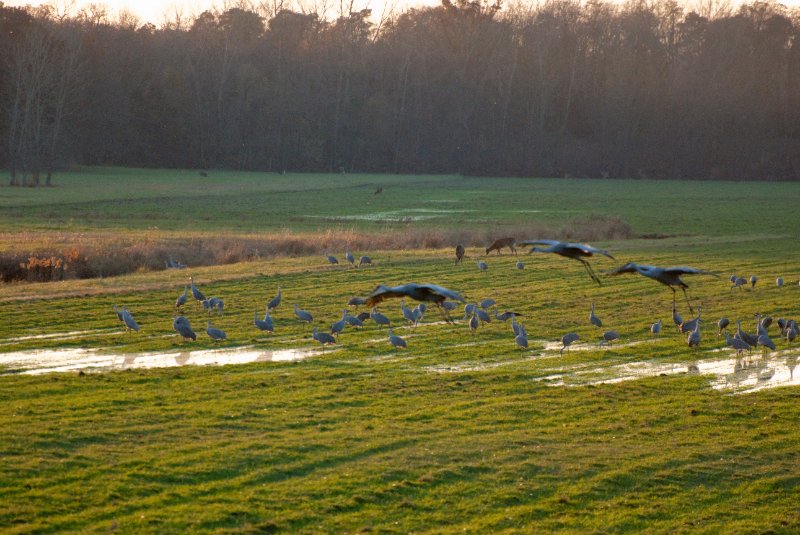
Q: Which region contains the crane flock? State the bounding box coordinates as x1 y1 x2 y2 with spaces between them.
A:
110 243 795 359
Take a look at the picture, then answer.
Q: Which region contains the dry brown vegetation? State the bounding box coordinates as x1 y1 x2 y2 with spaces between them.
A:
0 216 632 283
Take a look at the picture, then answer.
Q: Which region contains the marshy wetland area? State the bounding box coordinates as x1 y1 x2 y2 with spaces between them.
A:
2 168 800 532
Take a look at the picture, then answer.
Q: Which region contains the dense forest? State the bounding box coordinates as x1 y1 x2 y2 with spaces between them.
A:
1 0 799 182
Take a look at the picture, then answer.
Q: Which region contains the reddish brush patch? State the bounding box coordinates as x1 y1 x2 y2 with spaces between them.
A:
0 216 632 283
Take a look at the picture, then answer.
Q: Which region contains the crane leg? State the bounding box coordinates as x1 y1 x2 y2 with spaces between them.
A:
581 260 602 286
681 287 694 313
437 303 455 324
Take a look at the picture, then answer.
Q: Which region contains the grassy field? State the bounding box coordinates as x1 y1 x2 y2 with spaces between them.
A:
1 166 799 236
2 168 800 532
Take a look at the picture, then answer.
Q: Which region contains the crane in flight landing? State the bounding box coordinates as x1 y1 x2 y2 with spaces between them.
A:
606 262 718 312
517 239 615 286
364 283 465 323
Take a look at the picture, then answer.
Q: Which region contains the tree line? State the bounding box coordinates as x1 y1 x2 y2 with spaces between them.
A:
1 0 799 182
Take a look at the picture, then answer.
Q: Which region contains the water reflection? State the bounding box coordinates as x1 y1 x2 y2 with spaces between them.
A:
533 350 800 394
0 346 328 375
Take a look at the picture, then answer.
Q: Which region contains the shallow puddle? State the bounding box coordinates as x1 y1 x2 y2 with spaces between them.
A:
0 329 118 347
306 208 474 223
535 351 799 394
0 346 329 375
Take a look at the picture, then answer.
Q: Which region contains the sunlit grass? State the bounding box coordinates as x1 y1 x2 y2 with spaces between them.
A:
2 169 800 532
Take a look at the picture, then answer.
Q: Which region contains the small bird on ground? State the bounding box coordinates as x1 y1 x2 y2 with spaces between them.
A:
561 333 580 355
388 329 407 350
206 321 226 341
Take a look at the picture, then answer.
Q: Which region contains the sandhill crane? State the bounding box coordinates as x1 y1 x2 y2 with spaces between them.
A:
731 277 747 290
173 315 196 341
189 276 206 303
519 239 614 286
476 308 492 324
293 304 313 326
672 302 683 332
515 331 529 349
345 250 355 267
345 312 363 328
359 256 372 267
326 254 339 265
312 327 336 351
687 321 701 349
561 333 580 355
758 314 773 331
412 306 423 325
750 275 757 288
464 303 477 319
495 311 523 322
348 296 367 308
400 299 417 325
442 301 459 312
469 312 479 334
166 257 186 269
725 332 751 357
485 237 517 256
477 260 488 272
589 303 602 328
607 262 717 312
370 308 391 328
735 321 758 350
516 261 525 270
356 311 371 323
600 331 619 347
717 317 730 336
267 287 281 311
121 306 140 332
206 297 222 316
388 329 407 350
254 308 274 333
206 321 226 342
479 298 496 309
650 319 662 339
776 276 784 287
758 333 776 355
331 309 348 337
785 321 797 346
418 302 427 319
175 286 188 309
680 307 702 334
512 316 526 337
455 244 465 265
753 314 768 337
112 305 124 323
364 283 465 323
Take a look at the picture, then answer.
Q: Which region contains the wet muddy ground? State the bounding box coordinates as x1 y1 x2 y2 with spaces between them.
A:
1 335 797 394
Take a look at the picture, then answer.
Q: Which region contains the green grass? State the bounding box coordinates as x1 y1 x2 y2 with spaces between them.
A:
2 168 800 532
2 166 800 236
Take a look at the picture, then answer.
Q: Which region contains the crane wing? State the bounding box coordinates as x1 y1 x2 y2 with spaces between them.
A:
606 262 644 276
665 267 718 277
567 243 615 259
421 284 466 303
517 239 561 247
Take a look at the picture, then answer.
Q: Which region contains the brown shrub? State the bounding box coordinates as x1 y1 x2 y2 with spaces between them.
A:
0 215 633 283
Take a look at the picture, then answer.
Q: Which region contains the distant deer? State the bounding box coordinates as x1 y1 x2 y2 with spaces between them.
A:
485 237 517 256
455 244 465 265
